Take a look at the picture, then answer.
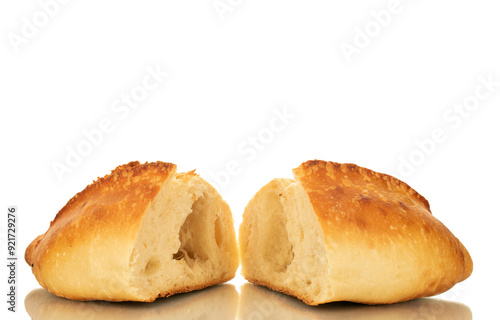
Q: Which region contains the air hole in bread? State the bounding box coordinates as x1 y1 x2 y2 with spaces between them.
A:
174 195 209 268
172 250 184 260
144 256 161 276
214 217 223 248
261 192 294 273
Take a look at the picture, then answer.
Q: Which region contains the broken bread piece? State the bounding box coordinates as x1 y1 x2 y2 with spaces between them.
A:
25 161 239 302
239 160 472 305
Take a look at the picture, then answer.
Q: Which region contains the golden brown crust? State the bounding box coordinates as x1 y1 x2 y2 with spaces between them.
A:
52 161 176 228
25 234 43 268
292 160 472 303
26 161 176 267
25 161 176 300
294 160 430 212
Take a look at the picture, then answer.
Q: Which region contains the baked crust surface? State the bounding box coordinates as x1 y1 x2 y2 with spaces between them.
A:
293 160 472 304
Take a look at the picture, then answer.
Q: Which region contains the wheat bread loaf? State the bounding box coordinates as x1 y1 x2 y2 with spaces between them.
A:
25 161 239 302
239 160 472 305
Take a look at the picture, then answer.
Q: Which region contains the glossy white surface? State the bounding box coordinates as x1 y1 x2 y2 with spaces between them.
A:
25 283 472 320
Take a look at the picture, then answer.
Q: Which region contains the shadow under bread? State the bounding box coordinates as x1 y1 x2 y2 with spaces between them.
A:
238 283 472 320
25 284 238 320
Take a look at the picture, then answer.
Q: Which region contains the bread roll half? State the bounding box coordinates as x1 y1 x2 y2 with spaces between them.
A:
26 161 239 302
239 160 472 305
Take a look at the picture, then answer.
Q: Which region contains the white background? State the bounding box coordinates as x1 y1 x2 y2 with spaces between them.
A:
1 0 499 319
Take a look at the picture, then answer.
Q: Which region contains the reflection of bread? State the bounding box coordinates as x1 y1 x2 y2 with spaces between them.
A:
25 284 238 320
25 161 239 302
239 160 472 305
239 283 472 320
